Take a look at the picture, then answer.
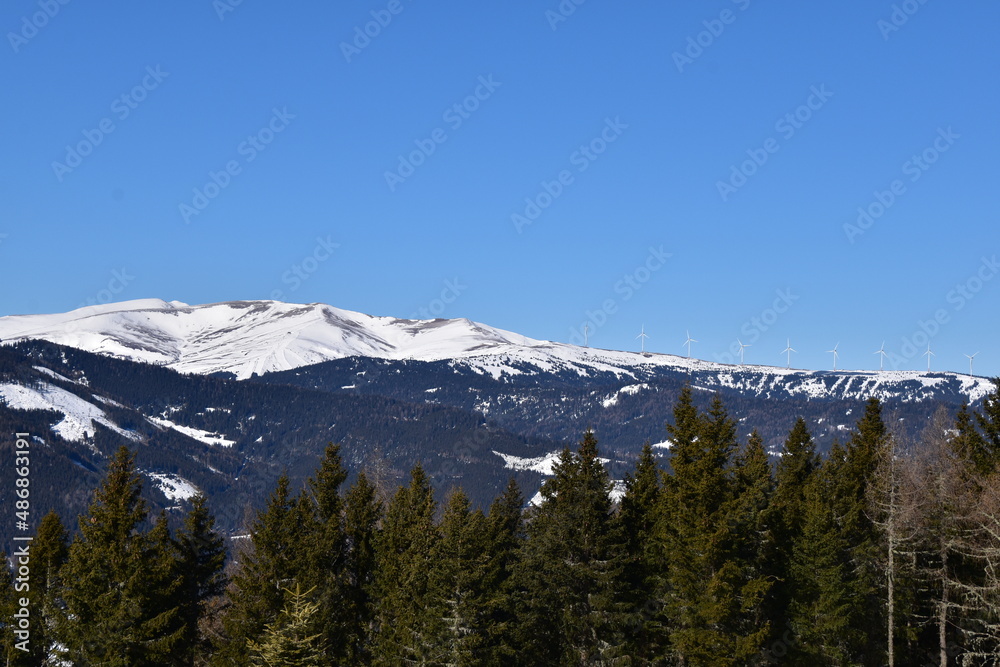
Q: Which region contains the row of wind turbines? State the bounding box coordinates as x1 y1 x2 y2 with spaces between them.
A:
629 325 981 375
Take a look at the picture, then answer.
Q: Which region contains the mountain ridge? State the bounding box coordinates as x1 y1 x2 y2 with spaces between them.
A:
0 299 993 406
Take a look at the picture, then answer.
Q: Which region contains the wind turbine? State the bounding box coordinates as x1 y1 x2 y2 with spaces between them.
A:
583 323 589 348
637 325 649 354
827 343 840 371
966 352 980 375
923 344 934 372
684 330 697 359
737 339 750 365
781 339 796 369
874 341 887 371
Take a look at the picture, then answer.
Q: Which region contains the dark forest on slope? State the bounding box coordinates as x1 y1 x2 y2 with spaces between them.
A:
3 381 1000 665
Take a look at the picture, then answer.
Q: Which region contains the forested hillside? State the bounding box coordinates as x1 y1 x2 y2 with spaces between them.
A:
5 382 1000 664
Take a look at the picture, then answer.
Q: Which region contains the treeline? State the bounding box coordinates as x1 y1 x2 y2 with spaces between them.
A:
4 381 1000 665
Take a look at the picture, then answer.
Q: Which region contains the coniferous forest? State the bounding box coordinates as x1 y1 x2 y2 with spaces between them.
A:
4 381 1000 666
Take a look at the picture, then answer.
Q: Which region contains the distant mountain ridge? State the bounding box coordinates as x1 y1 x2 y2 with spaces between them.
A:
0 299 993 405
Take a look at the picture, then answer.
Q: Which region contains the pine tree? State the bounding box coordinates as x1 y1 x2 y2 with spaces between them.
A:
372 464 440 665
148 512 189 659
729 430 776 661
480 478 524 664
660 392 746 664
220 474 307 666
429 488 491 665
175 494 227 666
247 583 326 667
26 511 69 665
55 446 185 665
770 418 820 654
788 400 892 665
842 397 891 665
301 443 349 663
788 443 854 664
773 418 820 532
516 431 626 665
342 470 382 666
617 442 666 660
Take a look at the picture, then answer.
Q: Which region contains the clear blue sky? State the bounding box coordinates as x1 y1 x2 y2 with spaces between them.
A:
2 1 998 376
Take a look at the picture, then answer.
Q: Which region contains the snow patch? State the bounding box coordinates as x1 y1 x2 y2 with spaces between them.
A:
493 450 564 476
145 472 198 501
602 383 650 408
0 382 138 443
147 416 235 447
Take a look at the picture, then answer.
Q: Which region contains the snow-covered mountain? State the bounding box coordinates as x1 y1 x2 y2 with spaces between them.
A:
0 298 993 405
0 298 580 379
0 299 992 403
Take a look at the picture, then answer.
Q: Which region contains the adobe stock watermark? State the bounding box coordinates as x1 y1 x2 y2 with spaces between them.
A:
410 279 466 320
567 245 672 346
213 0 247 21
340 0 413 63
52 66 170 182
712 288 800 364
179 107 295 224
878 0 931 40
672 0 752 73
843 126 959 244
886 255 998 370
545 0 587 31
511 117 628 233
11 432 33 654
7 0 71 53
268 235 340 301
384 75 502 192
761 622 797 661
716 85 833 202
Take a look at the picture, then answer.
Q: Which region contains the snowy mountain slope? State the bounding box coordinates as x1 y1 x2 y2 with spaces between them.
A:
0 381 140 445
0 299 993 407
0 299 548 379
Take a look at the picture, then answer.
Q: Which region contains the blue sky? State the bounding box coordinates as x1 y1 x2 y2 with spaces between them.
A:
2 0 998 376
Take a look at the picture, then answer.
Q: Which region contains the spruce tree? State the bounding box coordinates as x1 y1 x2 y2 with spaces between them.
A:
481 477 524 664
301 443 349 663
220 474 307 666
660 392 746 664
175 494 227 665
429 488 491 665
516 431 625 665
27 511 69 665
770 418 820 651
842 397 890 665
788 443 854 664
372 464 440 664
246 583 326 667
729 430 776 661
56 446 185 665
617 442 666 660
342 470 382 666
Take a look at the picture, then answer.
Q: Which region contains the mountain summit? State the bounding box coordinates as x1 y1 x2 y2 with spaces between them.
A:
0 299 550 379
